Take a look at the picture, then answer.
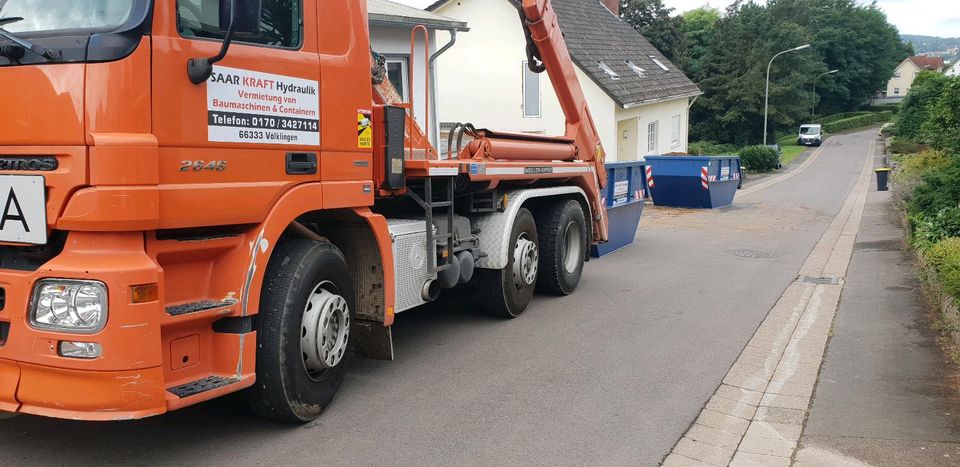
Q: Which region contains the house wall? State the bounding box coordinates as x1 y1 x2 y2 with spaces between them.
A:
369 25 439 145
433 0 691 162
886 59 921 97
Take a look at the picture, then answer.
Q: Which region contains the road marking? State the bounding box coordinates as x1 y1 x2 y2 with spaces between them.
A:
663 139 876 467
738 140 833 197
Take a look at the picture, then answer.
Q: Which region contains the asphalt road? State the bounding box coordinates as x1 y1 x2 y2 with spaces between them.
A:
0 131 874 466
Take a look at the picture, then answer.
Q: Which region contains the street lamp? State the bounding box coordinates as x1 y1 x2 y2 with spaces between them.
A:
763 44 811 145
811 69 839 118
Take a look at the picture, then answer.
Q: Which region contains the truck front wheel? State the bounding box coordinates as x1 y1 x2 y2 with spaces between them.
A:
536 199 587 295
478 208 539 318
247 239 355 423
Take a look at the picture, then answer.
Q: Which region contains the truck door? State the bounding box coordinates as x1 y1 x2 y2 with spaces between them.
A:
151 0 321 227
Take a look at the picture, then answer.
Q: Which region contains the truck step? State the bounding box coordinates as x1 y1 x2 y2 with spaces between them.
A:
165 299 236 317
167 376 240 399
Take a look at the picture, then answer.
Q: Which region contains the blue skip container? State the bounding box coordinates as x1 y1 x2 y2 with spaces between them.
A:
644 156 741 209
592 161 646 258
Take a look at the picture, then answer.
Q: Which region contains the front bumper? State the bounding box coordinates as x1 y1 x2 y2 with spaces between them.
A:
0 231 168 420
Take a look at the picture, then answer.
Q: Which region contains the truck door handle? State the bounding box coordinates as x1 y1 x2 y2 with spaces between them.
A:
286 152 317 175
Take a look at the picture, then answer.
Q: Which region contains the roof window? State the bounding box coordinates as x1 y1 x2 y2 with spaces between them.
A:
625 60 647 77
598 60 620 80
649 55 670 72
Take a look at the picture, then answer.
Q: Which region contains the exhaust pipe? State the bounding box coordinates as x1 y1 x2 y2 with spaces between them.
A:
421 279 441 302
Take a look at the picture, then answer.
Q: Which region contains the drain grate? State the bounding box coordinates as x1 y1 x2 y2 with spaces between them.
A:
727 249 778 259
800 275 840 285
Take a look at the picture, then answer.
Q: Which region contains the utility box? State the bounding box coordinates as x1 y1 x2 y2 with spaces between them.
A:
644 156 741 209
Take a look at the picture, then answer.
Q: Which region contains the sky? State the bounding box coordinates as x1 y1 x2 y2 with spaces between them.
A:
396 0 960 38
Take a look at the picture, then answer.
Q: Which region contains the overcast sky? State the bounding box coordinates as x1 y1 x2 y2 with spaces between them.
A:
397 0 959 38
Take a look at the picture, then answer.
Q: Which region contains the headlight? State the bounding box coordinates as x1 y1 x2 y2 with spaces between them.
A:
30 280 108 334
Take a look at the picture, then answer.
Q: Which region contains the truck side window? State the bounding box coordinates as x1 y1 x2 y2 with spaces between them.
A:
177 0 302 49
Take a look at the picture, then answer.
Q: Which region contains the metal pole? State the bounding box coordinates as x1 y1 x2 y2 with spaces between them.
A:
811 70 838 119
763 45 811 146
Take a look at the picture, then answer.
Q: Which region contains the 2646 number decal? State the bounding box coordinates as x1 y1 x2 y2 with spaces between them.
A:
179 160 228 172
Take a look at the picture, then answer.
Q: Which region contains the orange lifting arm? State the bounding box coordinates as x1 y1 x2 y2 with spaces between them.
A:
517 0 607 188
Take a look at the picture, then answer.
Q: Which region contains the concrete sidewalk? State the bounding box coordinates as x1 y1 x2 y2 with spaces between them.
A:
796 174 960 464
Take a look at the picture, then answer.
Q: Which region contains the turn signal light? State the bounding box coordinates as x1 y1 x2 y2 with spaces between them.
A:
131 284 159 304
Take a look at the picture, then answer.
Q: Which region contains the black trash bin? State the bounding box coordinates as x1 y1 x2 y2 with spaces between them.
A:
876 168 891 192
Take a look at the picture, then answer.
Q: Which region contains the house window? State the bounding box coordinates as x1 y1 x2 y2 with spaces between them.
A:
385 58 408 101
893 72 901 78
649 55 670 72
647 121 659 154
523 61 541 117
671 115 681 146
894 87 900 95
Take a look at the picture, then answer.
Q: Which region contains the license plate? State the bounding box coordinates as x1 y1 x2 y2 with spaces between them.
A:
0 175 46 244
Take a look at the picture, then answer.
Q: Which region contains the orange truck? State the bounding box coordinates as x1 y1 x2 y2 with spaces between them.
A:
0 0 607 422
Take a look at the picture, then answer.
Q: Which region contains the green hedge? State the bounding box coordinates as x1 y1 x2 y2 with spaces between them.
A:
816 111 871 124
821 111 893 133
925 238 960 299
862 104 900 114
739 145 779 172
688 141 740 156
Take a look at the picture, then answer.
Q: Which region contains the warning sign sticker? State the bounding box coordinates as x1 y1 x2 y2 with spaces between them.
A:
358 110 372 149
207 66 319 145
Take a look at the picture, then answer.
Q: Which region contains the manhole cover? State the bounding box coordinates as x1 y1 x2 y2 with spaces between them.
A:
800 275 840 285
727 249 778 259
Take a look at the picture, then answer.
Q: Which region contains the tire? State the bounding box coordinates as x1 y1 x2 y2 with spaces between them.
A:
246 239 355 423
478 208 539 318
535 199 587 295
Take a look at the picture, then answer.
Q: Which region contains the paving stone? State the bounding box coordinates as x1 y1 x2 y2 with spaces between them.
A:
695 408 751 436
661 453 714 467
728 362 774 381
765 379 816 397
723 372 769 392
744 421 803 442
674 437 735 466
754 406 806 425
738 434 797 457
729 451 792 467
685 423 743 448
706 395 757 420
715 384 763 406
759 393 810 411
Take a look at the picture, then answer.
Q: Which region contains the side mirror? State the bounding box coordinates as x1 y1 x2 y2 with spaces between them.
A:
187 0 263 85
220 0 262 34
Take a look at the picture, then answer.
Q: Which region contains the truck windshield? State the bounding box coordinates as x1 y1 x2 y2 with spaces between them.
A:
0 0 135 34
800 127 819 135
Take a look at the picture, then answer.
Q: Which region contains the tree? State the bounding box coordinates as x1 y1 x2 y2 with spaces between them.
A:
677 7 720 80
619 0 683 61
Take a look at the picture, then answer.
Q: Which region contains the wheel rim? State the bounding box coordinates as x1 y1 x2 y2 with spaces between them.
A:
562 220 583 274
300 281 350 380
512 232 538 289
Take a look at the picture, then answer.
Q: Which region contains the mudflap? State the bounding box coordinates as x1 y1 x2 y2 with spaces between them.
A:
353 320 395 361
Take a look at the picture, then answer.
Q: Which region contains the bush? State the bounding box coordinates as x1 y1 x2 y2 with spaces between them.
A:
739 145 779 172
892 149 950 185
688 141 740 156
909 159 960 217
888 138 927 155
925 237 960 298
816 111 871 124
862 104 900 114
821 111 893 133
912 207 960 251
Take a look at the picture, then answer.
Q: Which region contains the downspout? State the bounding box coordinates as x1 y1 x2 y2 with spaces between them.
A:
429 29 458 157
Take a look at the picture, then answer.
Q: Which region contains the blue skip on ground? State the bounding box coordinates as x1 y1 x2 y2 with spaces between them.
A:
644 155 741 209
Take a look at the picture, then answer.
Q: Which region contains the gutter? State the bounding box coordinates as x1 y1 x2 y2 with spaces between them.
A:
621 90 704 110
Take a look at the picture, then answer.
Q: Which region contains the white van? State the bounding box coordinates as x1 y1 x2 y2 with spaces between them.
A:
798 124 823 147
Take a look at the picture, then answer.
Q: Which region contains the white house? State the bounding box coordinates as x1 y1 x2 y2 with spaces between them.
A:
367 0 468 146
427 0 701 160
947 61 960 77
874 56 946 104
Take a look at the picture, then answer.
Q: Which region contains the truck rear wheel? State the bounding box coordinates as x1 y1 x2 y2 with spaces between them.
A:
536 199 587 295
247 239 355 423
478 208 538 318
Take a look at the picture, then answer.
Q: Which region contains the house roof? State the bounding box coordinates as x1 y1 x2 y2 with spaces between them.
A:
429 0 701 107
368 0 468 31
907 55 945 70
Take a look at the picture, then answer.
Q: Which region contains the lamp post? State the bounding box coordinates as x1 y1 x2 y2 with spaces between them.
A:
763 44 811 145
811 69 838 118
